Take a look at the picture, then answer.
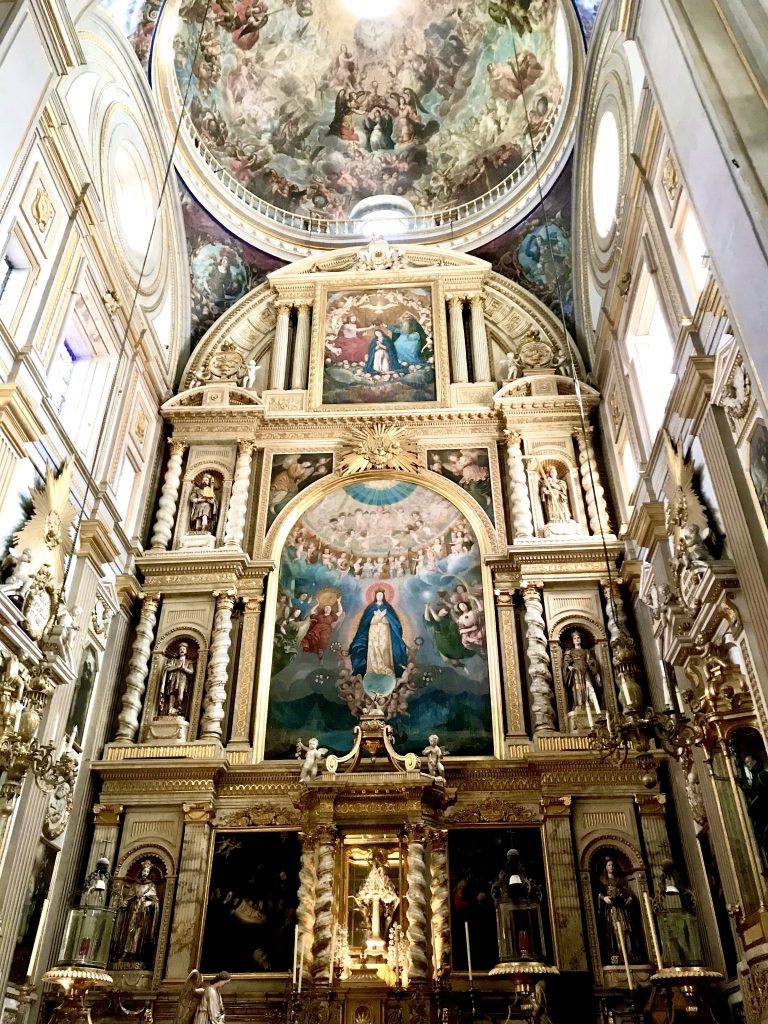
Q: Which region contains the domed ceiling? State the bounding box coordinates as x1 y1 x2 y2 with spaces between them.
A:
152 0 582 257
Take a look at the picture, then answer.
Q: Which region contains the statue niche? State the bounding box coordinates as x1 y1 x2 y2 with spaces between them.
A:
189 471 222 537
536 459 579 538
111 855 165 971
591 848 646 970
731 727 768 867
146 636 200 743
559 626 602 733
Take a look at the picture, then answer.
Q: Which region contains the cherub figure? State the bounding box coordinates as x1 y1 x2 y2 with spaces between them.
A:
422 733 447 782
296 737 328 783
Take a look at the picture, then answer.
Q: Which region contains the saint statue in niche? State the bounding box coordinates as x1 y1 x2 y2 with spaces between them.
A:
112 859 161 966
350 586 408 690
539 465 571 523
595 856 641 965
159 641 196 718
189 473 219 534
562 630 601 712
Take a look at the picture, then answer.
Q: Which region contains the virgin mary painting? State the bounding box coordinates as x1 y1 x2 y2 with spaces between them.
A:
363 330 406 379
350 586 408 684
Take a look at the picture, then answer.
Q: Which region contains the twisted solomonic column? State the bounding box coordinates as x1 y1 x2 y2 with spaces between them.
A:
297 831 317 983
429 830 450 981
575 429 611 537
522 584 557 733
115 596 159 741
150 440 186 550
312 826 337 982
405 824 429 983
223 441 255 548
200 592 235 740
504 431 534 539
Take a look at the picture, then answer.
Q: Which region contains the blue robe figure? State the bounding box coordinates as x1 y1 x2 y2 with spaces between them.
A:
350 594 408 681
363 330 406 376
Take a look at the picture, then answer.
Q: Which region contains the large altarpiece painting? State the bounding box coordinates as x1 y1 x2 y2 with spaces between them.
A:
265 479 493 758
319 286 438 407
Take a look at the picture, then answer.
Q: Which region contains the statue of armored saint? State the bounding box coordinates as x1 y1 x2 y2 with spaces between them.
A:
159 642 196 717
563 630 601 712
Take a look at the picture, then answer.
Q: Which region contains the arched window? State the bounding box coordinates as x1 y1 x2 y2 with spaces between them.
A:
625 269 676 444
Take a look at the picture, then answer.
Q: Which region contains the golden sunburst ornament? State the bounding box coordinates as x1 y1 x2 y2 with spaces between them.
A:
339 423 418 476
13 457 76 586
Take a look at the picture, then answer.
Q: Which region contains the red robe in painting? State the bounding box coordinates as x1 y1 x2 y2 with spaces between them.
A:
301 609 339 659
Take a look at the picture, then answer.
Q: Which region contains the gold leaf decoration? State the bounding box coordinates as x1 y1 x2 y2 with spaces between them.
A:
339 422 418 476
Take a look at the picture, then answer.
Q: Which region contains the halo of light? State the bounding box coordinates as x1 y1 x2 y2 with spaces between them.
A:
365 582 395 604
341 0 401 18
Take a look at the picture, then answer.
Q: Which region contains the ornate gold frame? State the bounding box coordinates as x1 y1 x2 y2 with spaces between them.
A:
308 280 449 412
252 468 505 761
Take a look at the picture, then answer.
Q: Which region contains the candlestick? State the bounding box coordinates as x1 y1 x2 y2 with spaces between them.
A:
298 936 304 994
642 890 664 971
292 923 298 986
464 920 473 987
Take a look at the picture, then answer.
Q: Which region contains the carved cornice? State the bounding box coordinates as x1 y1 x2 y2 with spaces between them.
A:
0 383 45 455
77 519 120 570
487 541 623 582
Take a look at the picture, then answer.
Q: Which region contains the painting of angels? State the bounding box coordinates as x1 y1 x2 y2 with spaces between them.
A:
266 452 333 530
321 288 437 406
428 448 494 525
265 479 492 759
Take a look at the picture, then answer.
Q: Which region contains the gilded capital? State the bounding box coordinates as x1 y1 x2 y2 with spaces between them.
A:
183 801 216 824
169 439 187 457
404 822 427 843
237 439 256 456
540 796 572 817
93 803 123 826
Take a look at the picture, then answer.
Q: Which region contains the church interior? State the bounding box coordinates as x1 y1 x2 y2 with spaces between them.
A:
1 0 768 1022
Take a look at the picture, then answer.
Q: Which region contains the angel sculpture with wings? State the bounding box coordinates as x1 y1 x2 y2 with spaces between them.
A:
176 970 231 1024
296 737 327 783
663 432 712 586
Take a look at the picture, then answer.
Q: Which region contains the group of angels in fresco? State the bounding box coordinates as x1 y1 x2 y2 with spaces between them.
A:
174 0 564 216
265 483 493 758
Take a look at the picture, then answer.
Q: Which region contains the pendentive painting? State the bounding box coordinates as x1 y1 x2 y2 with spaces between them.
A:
265 479 492 758
428 448 494 526
266 453 334 531
321 287 436 406
200 831 300 974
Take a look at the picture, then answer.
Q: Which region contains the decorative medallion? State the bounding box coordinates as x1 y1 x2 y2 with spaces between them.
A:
30 186 53 232
13 457 76 586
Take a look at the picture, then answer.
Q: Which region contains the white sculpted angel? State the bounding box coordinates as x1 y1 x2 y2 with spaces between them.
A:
176 969 231 1024
296 737 328 783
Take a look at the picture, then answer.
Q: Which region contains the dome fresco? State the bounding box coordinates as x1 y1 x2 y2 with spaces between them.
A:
159 0 578 249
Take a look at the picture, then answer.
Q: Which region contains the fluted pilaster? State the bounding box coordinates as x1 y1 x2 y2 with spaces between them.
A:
270 303 292 390
230 591 265 745
200 592 235 740
469 294 491 382
541 798 587 971
405 824 429 982
523 585 556 733
505 432 534 539
291 304 312 389
447 297 468 384
166 803 215 979
223 441 255 548
115 595 159 742
150 440 186 550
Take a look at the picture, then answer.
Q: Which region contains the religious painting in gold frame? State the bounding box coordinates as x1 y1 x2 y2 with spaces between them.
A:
198 829 301 976
309 281 447 410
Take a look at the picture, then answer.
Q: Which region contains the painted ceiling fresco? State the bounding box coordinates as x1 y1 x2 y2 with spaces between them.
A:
171 0 568 218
